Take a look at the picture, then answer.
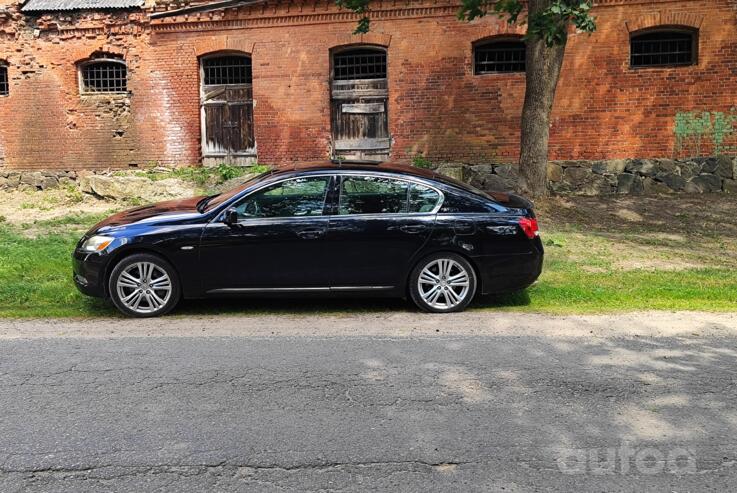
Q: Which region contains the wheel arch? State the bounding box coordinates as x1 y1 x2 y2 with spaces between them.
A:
103 247 182 298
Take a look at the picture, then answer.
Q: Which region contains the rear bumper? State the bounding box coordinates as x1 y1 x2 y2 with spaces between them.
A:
72 250 109 298
475 238 544 295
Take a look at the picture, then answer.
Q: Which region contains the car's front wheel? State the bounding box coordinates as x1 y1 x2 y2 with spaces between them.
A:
409 253 477 313
108 253 180 317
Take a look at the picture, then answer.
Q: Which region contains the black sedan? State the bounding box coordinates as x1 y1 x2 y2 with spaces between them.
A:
73 162 543 317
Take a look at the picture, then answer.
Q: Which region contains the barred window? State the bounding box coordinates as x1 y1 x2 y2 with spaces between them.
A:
203 56 252 86
474 40 526 74
333 48 387 81
0 65 7 96
81 60 127 94
630 30 696 68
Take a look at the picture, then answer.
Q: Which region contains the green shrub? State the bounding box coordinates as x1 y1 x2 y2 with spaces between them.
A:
412 155 433 169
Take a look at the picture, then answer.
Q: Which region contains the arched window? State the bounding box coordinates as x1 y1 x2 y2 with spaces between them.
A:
202 55 252 86
333 48 387 80
79 57 127 94
474 39 526 74
630 28 697 68
0 62 8 96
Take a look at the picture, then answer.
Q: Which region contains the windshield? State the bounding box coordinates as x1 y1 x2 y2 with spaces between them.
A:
200 171 273 212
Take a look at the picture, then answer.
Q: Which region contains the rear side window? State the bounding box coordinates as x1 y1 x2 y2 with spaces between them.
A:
439 193 492 213
339 176 409 215
338 176 441 215
408 184 441 213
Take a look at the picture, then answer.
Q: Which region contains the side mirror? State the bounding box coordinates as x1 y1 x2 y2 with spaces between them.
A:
223 208 239 226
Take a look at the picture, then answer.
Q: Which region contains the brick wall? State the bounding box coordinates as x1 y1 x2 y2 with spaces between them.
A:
0 0 736 170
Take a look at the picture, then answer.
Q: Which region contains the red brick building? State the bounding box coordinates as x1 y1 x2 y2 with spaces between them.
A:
0 0 734 170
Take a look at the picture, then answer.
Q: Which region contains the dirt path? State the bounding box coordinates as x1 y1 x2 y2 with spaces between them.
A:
0 311 734 340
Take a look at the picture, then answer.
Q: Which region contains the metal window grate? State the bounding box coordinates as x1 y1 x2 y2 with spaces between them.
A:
0 66 7 96
630 31 695 68
333 49 386 81
203 56 252 85
81 61 127 93
474 41 526 74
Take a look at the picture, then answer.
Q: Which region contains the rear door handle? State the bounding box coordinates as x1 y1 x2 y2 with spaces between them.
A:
400 225 428 234
296 228 325 239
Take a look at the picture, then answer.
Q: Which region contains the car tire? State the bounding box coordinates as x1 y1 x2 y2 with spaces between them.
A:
108 253 180 318
409 253 477 313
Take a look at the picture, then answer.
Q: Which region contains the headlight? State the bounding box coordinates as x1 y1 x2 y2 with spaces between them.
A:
81 235 114 253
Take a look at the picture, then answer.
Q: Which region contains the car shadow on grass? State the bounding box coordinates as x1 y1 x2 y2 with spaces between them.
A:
167 291 533 317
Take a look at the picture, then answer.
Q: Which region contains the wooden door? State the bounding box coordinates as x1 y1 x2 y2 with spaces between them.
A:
200 56 256 165
331 49 390 161
202 87 254 155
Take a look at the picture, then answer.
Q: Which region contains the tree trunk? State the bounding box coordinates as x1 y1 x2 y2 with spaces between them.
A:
518 1 567 198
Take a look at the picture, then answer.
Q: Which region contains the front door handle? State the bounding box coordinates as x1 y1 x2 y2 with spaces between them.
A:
296 228 325 239
400 225 428 234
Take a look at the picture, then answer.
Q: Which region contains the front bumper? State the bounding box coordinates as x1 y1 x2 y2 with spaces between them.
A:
72 249 109 298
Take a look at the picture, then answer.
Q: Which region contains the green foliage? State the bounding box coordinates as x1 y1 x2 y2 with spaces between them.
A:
65 184 84 204
411 155 433 169
339 0 596 45
674 110 737 157
335 0 371 33
0 225 111 318
459 0 596 46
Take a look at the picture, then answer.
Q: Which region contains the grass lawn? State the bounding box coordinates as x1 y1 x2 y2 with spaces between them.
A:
0 194 735 318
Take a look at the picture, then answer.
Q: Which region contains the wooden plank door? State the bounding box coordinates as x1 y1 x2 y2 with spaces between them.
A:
202 85 255 164
331 49 390 161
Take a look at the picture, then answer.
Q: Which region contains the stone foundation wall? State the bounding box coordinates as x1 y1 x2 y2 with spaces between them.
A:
435 156 737 195
2 156 736 197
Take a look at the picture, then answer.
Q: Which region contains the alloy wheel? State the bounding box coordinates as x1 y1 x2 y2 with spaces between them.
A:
115 262 172 314
417 258 471 310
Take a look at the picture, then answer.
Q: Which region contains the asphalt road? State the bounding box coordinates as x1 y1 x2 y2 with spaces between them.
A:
1 311 736 492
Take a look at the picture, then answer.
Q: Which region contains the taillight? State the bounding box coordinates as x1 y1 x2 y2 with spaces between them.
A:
518 217 539 239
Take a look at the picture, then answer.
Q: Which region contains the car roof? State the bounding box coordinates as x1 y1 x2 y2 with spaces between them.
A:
268 160 435 178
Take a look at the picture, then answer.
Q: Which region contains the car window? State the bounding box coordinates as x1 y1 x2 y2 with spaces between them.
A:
408 184 441 213
339 176 409 215
234 176 330 219
439 192 492 213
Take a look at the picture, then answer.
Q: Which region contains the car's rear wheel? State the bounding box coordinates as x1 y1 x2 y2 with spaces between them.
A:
409 253 477 313
108 253 180 317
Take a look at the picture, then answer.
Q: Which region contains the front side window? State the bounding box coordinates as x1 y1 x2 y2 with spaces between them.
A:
80 59 127 94
474 39 526 74
0 64 8 96
234 176 330 219
630 29 697 68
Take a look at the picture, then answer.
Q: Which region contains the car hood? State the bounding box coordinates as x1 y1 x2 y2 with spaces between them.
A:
90 196 206 233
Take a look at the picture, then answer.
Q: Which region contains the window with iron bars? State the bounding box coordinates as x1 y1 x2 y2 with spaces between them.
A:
81 60 127 94
202 56 252 85
474 40 526 74
630 30 696 68
333 49 387 80
0 65 7 96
